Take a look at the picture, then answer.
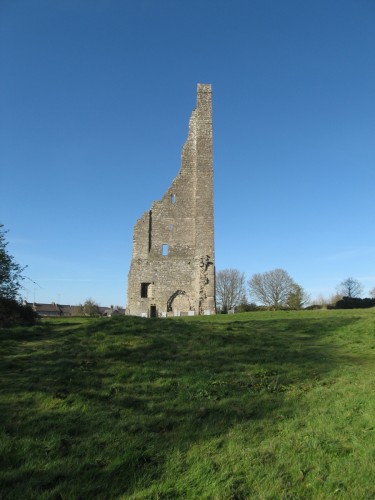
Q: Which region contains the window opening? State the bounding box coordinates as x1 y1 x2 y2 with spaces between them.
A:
170 223 173 232
141 282 151 298
171 194 176 204
162 244 169 256
148 210 152 252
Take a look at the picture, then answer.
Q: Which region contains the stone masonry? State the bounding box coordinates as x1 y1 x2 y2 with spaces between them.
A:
127 84 215 317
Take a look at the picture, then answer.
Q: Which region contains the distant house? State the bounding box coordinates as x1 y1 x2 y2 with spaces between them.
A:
27 303 125 317
98 307 107 316
102 306 125 317
28 302 63 317
59 305 74 317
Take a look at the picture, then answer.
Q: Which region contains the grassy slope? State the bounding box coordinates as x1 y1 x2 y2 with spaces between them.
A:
0 310 374 499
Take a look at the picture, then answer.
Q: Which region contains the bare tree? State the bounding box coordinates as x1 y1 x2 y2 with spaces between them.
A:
369 287 375 299
311 293 342 308
78 298 101 317
337 277 363 298
216 268 246 313
248 268 298 310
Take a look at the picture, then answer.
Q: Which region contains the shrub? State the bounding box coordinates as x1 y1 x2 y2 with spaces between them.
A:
236 301 258 312
0 298 37 327
334 296 375 309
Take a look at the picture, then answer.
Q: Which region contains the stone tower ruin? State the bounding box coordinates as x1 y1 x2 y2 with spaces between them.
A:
127 83 215 317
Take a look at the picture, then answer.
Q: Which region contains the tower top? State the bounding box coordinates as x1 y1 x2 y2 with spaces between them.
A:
197 83 212 93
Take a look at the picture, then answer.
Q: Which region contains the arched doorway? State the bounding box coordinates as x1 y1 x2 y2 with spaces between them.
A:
167 290 191 314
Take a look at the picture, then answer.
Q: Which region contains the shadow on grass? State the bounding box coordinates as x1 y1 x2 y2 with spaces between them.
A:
0 313 366 498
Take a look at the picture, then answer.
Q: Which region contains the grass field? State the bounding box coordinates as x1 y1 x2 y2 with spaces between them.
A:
1 310 374 499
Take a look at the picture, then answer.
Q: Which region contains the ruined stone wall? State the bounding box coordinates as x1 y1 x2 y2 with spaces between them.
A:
127 84 215 317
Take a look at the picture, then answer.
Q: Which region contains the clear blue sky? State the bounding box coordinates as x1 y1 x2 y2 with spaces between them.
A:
1 0 374 306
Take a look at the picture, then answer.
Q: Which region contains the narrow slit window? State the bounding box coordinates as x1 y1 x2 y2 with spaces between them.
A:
162 244 169 256
171 194 176 204
170 223 173 232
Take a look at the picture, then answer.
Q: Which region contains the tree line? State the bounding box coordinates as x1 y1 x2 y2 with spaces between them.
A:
2 221 375 325
216 268 375 313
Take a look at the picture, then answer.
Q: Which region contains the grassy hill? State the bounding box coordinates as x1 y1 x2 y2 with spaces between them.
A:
1 310 374 499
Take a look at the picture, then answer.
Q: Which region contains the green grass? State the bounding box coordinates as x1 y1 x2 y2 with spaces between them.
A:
1 310 374 499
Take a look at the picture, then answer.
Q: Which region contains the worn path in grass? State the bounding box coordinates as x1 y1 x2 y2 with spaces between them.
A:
1 310 374 499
